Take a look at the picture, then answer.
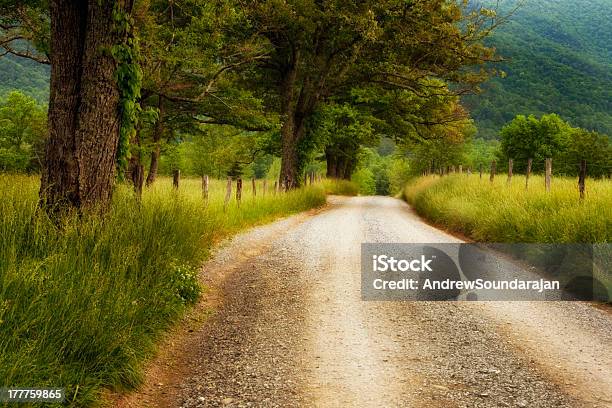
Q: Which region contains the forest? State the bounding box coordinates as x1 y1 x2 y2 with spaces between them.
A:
464 0 612 138
2 1 610 197
0 1 611 406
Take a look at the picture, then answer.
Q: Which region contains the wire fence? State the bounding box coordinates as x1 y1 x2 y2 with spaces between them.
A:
422 158 611 200
168 169 324 210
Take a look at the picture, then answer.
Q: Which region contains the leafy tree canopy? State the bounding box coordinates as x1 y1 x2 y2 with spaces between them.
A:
0 90 47 172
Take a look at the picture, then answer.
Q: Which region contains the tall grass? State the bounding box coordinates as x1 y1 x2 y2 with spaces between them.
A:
0 175 325 406
403 174 611 243
322 179 359 196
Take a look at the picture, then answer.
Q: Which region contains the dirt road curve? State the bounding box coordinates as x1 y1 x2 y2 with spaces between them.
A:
117 196 612 408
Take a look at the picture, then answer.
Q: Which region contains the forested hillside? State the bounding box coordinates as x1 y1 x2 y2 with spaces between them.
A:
0 54 49 102
464 0 612 138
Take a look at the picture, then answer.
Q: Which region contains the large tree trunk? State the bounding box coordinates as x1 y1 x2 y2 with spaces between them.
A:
279 117 303 189
325 150 337 178
40 0 132 213
344 157 356 180
336 155 347 179
278 53 303 189
145 97 164 186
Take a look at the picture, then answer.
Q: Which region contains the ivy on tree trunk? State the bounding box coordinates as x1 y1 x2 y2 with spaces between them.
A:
40 0 136 214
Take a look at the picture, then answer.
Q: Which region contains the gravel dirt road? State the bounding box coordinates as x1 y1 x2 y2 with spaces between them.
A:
116 196 612 408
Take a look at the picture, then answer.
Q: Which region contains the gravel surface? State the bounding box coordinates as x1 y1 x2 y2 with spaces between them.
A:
116 196 612 408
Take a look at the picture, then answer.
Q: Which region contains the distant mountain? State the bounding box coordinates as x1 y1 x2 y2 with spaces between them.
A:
0 54 49 103
464 0 612 138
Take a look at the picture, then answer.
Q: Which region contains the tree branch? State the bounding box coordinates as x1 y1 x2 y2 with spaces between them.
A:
0 42 49 64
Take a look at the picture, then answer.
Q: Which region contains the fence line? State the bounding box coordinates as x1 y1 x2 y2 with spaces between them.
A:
168 173 324 210
424 157 610 200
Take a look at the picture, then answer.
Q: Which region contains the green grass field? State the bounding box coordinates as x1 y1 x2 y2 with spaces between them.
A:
403 174 612 243
0 175 326 406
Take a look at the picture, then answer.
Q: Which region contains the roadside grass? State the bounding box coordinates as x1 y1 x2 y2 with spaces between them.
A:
0 175 325 406
322 179 359 196
403 174 611 243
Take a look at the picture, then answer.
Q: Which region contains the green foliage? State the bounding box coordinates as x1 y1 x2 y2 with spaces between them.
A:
463 138 500 171
351 168 376 195
500 113 571 171
310 103 377 177
404 174 612 243
0 175 325 405
499 113 611 176
359 148 392 196
161 126 277 178
556 129 612 178
349 83 472 144
0 90 47 172
112 6 143 176
465 0 612 137
387 158 411 195
322 179 359 196
404 137 468 175
349 145 412 196
232 0 501 184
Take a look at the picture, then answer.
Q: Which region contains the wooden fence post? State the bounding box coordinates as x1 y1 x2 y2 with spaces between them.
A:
525 158 532 190
262 179 267 196
252 178 256 198
172 169 180 189
224 177 232 211
281 176 287 192
479 163 483 180
274 181 278 195
545 158 552 192
490 161 496 182
236 178 243 207
202 174 209 205
579 159 586 200
507 159 513 185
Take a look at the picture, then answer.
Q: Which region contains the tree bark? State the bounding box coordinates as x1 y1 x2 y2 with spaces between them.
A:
146 97 164 186
326 150 337 178
336 155 347 179
344 157 356 180
280 125 301 189
278 50 310 189
40 0 131 213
